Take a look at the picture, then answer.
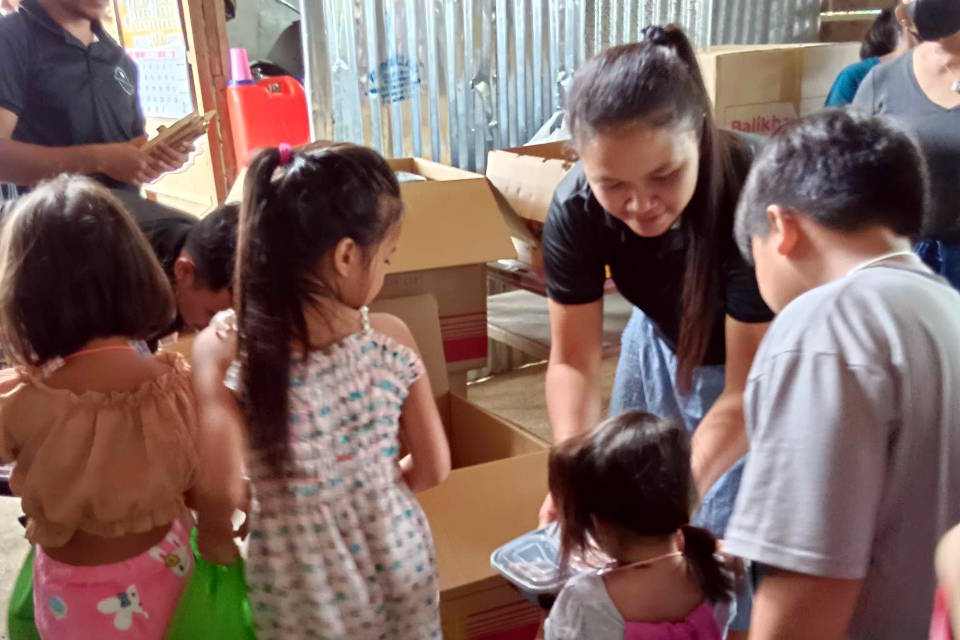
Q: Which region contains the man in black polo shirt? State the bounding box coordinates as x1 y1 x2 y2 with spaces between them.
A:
0 0 190 190
0 0 238 341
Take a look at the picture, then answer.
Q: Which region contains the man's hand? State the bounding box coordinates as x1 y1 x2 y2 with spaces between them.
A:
147 142 193 175
147 126 196 174
94 136 196 186
94 137 165 185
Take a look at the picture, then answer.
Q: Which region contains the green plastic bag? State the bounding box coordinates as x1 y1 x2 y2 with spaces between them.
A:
6 533 256 640
164 529 256 640
7 546 40 640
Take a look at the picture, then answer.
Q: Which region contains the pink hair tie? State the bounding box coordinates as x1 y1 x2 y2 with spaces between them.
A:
278 143 293 166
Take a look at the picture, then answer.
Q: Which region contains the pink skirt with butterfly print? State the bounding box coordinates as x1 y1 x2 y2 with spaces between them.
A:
33 518 193 639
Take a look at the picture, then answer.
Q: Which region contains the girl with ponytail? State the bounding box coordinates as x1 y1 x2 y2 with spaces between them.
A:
545 411 733 639
191 142 450 639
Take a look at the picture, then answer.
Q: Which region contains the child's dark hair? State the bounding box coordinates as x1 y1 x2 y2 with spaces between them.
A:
184 202 239 292
238 143 403 471
0 176 175 365
549 411 732 604
735 109 929 261
566 25 748 391
861 7 900 59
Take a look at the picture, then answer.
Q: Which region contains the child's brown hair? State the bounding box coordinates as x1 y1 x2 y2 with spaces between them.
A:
0 176 175 365
549 411 732 603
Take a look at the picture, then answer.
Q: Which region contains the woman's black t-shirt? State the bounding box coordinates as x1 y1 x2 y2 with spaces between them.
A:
542 135 773 366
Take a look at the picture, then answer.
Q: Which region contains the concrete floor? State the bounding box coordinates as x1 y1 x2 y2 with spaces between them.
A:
468 357 619 444
0 357 619 635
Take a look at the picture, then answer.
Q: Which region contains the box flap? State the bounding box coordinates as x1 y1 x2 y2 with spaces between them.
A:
800 42 860 97
714 48 803 117
228 159 516 275
417 451 549 593
504 141 572 161
386 158 516 274
486 143 576 227
369 294 450 397
697 42 859 120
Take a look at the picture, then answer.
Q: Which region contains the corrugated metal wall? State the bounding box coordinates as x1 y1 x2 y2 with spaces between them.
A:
301 0 821 171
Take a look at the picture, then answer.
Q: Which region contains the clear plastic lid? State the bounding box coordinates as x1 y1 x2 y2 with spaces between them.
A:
490 525 610 595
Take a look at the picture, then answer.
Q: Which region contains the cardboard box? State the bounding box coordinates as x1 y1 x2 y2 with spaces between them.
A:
696 42 860 133
371 294 547 467
226 158 516 380
375 293 550 639
379 158 515 376
485 142 576 268
418 452 549 640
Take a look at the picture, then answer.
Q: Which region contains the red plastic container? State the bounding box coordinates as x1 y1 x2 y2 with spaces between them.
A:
226 76 310 167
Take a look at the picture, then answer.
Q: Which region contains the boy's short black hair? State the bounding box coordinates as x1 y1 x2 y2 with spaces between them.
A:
0 176 175 365
183 202 239 292
734 109 930 261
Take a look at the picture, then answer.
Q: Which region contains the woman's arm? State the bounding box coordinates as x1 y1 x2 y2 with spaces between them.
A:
545 299 605 444
189 325 249 564
539 299 604 525
690 316 768 498
372 313 451 493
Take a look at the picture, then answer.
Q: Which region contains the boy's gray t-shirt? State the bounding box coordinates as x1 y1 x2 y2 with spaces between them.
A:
852 51 960 241
725 260 960 639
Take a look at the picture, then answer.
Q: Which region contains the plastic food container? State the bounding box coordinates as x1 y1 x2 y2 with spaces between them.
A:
491 525 610 608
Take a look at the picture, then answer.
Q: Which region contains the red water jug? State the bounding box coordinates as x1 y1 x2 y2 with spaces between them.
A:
226 76 310 167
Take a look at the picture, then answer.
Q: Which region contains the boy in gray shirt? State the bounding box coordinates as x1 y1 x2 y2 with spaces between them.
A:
725 110 960 639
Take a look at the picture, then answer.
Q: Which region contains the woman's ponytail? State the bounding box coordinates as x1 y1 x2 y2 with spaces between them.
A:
681 524 733 604
641 25 710 106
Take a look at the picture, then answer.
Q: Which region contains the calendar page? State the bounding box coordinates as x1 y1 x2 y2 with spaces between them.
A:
130 47 194 120
116 0 184 49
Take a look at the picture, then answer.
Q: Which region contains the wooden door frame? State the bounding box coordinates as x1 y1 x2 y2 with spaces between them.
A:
182 0 238 200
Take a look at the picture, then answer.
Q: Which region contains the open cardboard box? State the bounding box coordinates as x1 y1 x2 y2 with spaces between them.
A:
419 451 549 640
371 293 550 640
380 159 515 386
485 142 575 269
370 294 546 468
697 42 860 133
226 157 516 390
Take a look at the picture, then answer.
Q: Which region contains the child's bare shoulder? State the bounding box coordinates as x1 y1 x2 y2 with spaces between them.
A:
369 313 418 352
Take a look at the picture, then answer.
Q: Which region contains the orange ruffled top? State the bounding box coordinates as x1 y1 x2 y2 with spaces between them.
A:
0 352 199 548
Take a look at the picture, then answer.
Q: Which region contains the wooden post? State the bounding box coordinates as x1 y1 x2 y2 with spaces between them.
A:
181 0 238 200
